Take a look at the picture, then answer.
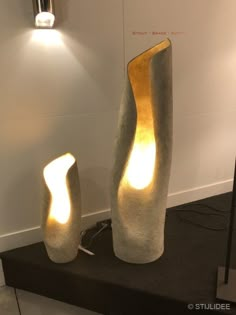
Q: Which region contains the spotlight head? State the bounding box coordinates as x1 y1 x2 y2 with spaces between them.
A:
32 0 55 28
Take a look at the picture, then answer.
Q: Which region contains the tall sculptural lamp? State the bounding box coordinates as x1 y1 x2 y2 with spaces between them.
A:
111 39 173 264
42 153 81 263
217 158 236 302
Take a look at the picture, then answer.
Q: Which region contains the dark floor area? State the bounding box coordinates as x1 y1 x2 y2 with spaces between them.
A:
1 192 235 315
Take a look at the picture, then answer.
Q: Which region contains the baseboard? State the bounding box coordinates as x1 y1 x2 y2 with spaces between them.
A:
0 179 233 253
0 209 111 253
0 226 42 254
167 179 233 208
81 208 111 230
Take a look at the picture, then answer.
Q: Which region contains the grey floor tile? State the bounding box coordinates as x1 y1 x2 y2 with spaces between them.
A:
0 286 19 315
17 289 101 315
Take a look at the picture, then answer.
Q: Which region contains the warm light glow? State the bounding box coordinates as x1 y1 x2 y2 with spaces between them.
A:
31 29 63 46
121 41 170 191
43 153 75 224
35 12 55 28
126 138 156 190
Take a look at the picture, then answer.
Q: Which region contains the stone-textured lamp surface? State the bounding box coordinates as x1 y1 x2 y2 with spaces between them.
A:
42 153 81 263
111 39 173 264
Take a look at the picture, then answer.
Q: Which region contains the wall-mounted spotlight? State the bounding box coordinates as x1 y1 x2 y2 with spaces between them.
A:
32 0 55 28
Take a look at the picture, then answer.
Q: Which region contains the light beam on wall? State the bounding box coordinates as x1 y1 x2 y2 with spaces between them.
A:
32 0 55 28
31 29 63 46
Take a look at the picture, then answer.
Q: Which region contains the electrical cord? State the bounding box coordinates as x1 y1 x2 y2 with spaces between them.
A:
173 203 229 213
81 220 111 249
81 203 232 250
14 288 22 315
168 203 230 231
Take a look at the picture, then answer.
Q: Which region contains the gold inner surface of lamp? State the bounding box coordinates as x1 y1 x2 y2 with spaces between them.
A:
124 40 170 190
43 153 75 224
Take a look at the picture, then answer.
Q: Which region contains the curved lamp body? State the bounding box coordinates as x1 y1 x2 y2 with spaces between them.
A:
111 39 173 264
42 153 81 263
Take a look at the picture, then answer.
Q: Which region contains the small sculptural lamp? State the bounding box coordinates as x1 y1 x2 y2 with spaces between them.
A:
42 153 81 263
111 39 172 264
217 159 236 302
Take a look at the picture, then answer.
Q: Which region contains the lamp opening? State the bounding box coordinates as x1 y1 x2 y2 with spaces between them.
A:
43 153 75 224
123 50 159 190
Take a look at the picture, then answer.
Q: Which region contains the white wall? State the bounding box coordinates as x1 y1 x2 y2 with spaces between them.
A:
0 0 124 249
0 0 235 251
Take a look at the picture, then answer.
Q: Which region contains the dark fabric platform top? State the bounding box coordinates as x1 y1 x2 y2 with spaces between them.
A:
1 193 236 315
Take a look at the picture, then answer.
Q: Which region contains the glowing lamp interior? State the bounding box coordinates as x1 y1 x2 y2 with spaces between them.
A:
35 12 55 28
126 135 156 190
123 47 161 190
43 153 75 224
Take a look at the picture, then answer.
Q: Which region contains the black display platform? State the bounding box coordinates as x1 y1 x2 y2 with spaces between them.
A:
1 193 236 315
217 267 236 303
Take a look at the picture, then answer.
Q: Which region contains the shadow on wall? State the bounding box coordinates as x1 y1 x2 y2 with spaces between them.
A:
80 167 110 214
55 0 70 26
